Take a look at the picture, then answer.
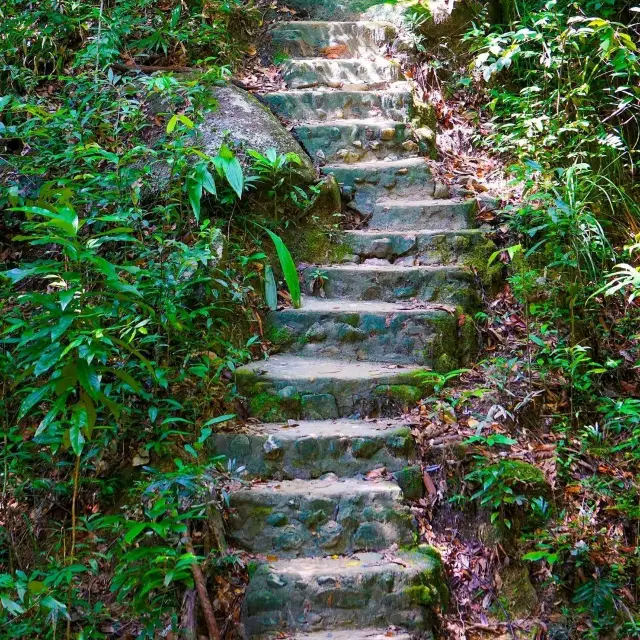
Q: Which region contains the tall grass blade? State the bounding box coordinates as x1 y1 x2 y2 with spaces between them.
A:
264 229 301 309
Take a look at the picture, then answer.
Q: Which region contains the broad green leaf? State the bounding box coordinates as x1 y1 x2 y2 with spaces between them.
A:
201 413 236 428
124 522 147 544
112 368 142 393
18 384 52 420
12 205 79 237
27 580 47 594
264 264 278 310
77 359 100 394
166 114 178 133
34 345 63 376
50 315 75 342
70 404 87 454
215 145 243 198
188 161 216 221
264 229 301 309
0 596 24 616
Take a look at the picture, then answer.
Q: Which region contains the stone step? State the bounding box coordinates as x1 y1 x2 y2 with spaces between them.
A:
344 229 486 264
242 549 447 636
272 21 395 59
235 356 428 420
282 0 392 21
290 630 412 640
301 264 478 306
262 85 412 123
228 476 414 557
367 198 477 231
269 297 462 367
212 419 416 479
295 119 419 164
321 158 435 214
283 58 402 90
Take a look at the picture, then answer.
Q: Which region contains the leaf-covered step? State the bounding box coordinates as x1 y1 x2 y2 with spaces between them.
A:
235 355 429 420
301 264 478 307
242 549 448 636
365 198 477 231
282 58 402 90
343 229 487 264
294 119 419 163
321 158 435 214
271 21 396 59
228 476 414 557
269 297 462 367
212 419 416 479
262 85 412 123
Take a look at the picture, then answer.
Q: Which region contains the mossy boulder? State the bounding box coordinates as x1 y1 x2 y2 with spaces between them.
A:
200 84 316 185
495 562 538 619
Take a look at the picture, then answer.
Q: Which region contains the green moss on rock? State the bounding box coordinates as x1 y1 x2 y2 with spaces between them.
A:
266 325 297 349
394 465 425 501
249 391 301 422
489 459 548 495
374 384 422 407
463 238 500 288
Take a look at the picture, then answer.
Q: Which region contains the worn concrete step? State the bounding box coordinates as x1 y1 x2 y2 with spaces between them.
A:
269 297 462 367
367 198 477 231
263 85 412 123
344 229 486 264
295 119 420 164
321 158 435 214
228 476 414 557
212 419 416 479
272 21 395 59
283 58 402 90
235 356 428 420
242 549 447 636
291 630 413 640
301 264 478 307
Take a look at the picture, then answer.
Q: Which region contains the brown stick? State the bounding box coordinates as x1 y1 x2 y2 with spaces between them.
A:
185 537 220 640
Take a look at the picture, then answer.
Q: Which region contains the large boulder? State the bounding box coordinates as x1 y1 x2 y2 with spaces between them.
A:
201 84 317 185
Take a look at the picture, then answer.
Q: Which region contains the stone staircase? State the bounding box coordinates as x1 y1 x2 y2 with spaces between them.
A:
214 11 487 639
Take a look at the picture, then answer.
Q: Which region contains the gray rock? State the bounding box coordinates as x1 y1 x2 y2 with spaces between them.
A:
302 393 340 420
199 84 316 185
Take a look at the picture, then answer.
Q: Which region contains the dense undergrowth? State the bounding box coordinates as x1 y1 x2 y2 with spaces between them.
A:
424 0 640 636
2 0 640 637
0 0 320 636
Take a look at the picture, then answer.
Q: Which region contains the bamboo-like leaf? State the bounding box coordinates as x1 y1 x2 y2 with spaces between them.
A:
264 229 301 309
264 264 278 310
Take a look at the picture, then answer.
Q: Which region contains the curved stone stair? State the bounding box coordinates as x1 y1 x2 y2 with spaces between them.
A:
214 8 487 638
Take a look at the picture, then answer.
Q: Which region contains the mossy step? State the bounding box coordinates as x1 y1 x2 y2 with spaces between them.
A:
269 297 463 367
262 85 412 123
212 419 416 479
242 549 447 636
367 198 477 231
283 58 402 90
236 356 429 420
295 119 419 163
344 229 486 264
321 158 435 214
272 21 396 59
228 476 414 557
280 0 395 21
301 264 478 307
289 630 412 640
